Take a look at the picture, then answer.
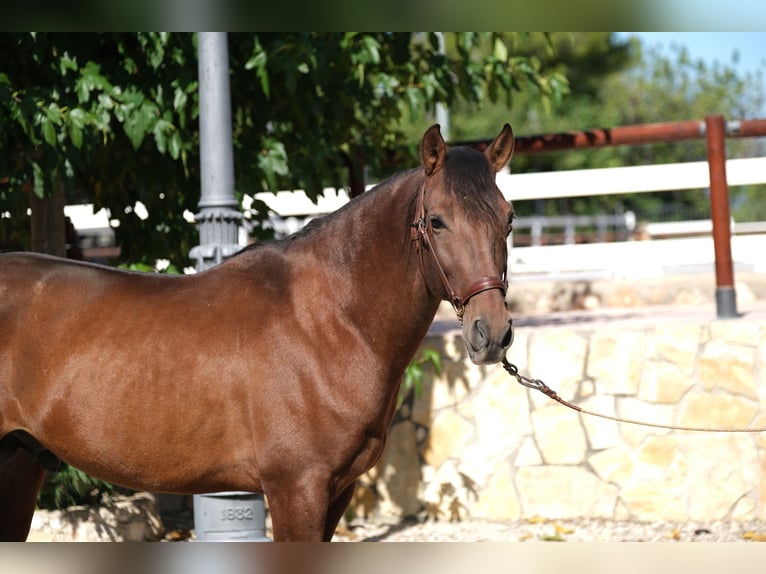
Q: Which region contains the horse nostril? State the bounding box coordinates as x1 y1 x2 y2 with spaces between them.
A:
501 319 514 348
472 319 489 349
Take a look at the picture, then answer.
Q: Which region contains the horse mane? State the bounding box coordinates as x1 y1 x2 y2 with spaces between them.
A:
235 167 421 257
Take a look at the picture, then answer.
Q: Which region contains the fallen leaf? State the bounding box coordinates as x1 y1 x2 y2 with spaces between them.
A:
334 526 357 540
743 531 766 541
555 523 575 535
165 529 192 542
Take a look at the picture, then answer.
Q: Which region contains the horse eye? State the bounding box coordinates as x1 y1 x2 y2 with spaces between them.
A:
430 216 447 231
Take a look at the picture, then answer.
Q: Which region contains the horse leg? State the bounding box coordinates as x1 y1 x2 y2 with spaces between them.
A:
264 474 334 542
0 449 46 541
323 480 357 541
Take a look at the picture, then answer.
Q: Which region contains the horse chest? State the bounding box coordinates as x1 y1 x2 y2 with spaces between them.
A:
338 432 388 489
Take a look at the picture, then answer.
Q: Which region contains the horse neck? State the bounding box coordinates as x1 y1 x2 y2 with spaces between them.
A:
305 172 440 364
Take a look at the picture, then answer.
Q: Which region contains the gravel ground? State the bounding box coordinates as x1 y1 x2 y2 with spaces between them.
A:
330 517 766 542
159 505 766 542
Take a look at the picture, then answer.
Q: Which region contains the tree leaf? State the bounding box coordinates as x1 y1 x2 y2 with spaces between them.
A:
31 160 45 198
41 117 57 147
69 122 83 149
123 100 158 150
168 130 181 160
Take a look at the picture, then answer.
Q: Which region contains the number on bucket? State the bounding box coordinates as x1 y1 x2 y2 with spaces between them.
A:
220 506 254 521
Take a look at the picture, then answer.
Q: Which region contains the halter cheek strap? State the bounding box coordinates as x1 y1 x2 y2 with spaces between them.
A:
410 183 507 323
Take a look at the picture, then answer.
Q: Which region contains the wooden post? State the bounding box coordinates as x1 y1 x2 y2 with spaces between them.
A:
705 115 738 318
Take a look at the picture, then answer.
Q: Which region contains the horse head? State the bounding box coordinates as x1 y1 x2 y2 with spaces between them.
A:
414 123 515 364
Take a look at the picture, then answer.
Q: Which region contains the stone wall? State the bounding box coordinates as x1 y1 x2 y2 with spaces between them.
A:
350 304 766 524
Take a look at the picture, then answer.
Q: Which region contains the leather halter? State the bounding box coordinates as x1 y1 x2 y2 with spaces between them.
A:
410 182 508 323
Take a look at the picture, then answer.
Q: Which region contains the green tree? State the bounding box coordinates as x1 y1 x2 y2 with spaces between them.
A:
446 32 632 141
596 40 766 223
0 33 199 263
443 33 765 223
0 32 569 267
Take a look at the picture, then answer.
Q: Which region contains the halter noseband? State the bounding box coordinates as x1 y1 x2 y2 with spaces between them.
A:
410 182 508 323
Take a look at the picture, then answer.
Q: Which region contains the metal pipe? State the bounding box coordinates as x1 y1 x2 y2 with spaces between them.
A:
462 117 766 154
728 118 766 139
464 119 705 155
705 115 738 318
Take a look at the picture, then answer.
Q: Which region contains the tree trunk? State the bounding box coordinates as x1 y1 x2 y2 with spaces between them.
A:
345 150 367 199
29 178 66 257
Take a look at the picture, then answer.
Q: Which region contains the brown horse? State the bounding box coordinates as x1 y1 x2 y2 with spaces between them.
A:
0 124 515 541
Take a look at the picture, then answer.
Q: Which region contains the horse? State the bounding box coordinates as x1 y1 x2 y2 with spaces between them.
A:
0 123 515 541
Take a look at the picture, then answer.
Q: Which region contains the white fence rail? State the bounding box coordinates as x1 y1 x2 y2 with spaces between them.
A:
248 155 766 218
494 156 766 201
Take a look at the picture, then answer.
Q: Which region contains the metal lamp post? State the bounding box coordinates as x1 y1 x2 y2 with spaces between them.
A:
189 32 269 542
189 32 242 271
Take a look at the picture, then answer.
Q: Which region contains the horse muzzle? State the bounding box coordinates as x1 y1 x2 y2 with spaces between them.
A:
463 314 514 365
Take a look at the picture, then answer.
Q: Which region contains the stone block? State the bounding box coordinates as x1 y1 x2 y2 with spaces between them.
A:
635 436 685 481
458 438 521 492
678 392 759 430
421 460 479 521
698 341 757 400
531 405 587 465
429 358 485 410
638 360 695 404
732 496 756 520
587 330 645 395
514 437 543 467
685 434 757 521
515 466 617 519
423 410 474 468
470 462 521 520
473 365 533 445
615 398 674 446
579 395 620 450
619 480 688 521
527 329 588 397
652 324 701 373
375 421 422 517
588 447 634 486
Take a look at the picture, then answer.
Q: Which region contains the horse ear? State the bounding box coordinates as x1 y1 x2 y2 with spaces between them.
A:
484 123 515 173
420 124 447 177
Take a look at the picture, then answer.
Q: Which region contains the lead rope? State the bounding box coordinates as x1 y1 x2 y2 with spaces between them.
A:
501 358 766 433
